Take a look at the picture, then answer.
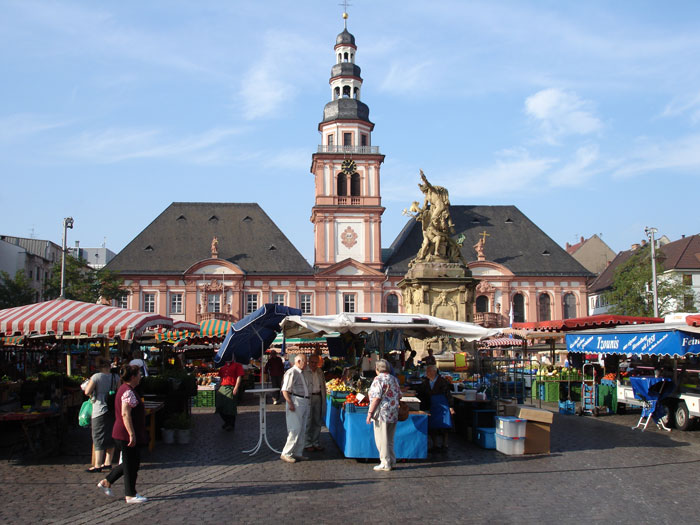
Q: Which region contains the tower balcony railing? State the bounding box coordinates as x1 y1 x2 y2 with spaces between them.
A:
317 145 380 154
336 197 363 205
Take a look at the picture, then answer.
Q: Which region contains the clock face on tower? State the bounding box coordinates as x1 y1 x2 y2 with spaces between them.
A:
341 159 357 175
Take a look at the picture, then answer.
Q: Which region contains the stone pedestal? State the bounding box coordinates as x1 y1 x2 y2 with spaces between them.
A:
398 261 478 357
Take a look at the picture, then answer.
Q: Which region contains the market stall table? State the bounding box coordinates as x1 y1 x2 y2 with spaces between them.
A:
0 409 62 459
325 397 428 459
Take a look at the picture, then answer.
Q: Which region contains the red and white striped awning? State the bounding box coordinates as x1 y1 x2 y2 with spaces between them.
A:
478 337 525 348
0 299 173 341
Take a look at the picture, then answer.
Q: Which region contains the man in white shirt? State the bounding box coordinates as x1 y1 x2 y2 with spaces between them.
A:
280 354 309 463
304 355 327 452
129 350 149 377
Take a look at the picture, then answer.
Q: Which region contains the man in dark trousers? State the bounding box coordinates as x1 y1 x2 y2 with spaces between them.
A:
264 350 285 404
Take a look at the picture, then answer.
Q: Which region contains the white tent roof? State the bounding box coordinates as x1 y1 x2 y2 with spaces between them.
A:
280 312 499 341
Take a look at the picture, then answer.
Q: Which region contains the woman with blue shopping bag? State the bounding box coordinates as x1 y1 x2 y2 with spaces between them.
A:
416 365 454 452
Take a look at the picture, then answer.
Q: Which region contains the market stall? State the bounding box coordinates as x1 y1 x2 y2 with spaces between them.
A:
281 312 498 459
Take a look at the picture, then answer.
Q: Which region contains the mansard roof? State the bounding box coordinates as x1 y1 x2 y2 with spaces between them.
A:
384 205 593 278
106 203 313 276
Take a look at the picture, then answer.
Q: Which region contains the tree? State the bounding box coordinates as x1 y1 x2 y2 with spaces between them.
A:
44 255 124 303
0 270 37 309
605 246 697 317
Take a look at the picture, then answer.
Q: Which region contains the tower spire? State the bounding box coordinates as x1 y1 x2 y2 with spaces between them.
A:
339 0 351 29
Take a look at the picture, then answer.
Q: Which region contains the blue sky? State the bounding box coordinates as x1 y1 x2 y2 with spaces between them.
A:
2 0 700 264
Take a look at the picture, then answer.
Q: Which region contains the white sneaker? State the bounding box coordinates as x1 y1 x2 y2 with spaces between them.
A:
96 481 112 496
373 464 391 472
126 495 148 504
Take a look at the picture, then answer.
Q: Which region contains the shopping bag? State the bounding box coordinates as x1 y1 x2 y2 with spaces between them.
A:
78 400 92 427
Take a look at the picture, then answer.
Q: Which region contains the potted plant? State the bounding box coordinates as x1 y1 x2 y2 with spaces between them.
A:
161 414 179 444
172 412 193 444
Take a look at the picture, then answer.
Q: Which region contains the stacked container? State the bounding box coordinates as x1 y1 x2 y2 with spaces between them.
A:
495 416 527 455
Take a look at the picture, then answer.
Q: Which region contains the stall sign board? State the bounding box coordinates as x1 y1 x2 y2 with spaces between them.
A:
566 330 700 357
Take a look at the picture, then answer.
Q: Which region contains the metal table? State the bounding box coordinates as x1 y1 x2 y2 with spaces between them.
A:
242 387 281 455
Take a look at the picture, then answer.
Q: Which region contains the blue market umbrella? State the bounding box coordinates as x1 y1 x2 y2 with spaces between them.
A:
214 304 302 366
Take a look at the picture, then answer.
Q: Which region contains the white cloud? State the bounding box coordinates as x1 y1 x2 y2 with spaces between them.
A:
378 61 433 94
238 32 319 120
0 113 70 143
525 88 602 144
548 144 600 187
59 127 241 164
612 134 700 179
661 92 700 123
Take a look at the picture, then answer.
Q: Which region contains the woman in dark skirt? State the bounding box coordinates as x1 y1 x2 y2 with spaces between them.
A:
216 359 244 431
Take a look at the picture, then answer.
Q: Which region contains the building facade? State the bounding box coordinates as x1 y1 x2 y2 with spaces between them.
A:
106 20 592 327
0 235 62 302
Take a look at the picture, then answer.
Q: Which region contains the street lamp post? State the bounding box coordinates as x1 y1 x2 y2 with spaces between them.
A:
60 217 74 299
644 226 659 317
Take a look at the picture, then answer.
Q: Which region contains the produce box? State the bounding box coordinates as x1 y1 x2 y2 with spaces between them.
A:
195 389 215 407
523 422 550 454
516 405 554 424
558 400 575 415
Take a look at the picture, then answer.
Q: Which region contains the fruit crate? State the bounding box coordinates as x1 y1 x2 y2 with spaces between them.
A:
195 389 216 408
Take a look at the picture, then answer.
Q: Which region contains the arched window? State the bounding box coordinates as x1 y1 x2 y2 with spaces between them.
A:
337 173 347 196
539 293 551 322
343 85 351 98
350 172 360 196
475 295 489 313
386 294 399 313
337 53 341 63
344 52 349 62
353 87 359 99
334 86 340 100
512 293 525 323
563 293 577 319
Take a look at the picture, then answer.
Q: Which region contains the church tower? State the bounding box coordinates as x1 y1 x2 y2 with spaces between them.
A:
310 13 385 271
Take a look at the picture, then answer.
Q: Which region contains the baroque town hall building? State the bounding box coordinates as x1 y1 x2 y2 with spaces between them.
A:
106 20 591 328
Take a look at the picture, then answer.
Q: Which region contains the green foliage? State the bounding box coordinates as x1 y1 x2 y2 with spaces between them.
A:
0 270 37 308
605 246 697 316
44 255 123 303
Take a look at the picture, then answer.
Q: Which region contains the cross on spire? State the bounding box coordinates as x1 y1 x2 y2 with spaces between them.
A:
479 231 490 243
339 0 352 28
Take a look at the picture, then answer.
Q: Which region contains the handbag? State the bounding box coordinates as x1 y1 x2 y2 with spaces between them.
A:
105 374 117 415
397 400 409 422
78 400 93 427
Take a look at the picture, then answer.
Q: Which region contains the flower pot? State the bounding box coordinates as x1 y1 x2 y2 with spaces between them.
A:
161 428 175 445
175 429 191 444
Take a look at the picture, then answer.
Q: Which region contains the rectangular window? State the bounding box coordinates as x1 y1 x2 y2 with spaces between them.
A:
208 294 221 313
327 134 334 146
28 270 32 279
361 134 368 146
683 274 692 286
272 293 285 306
36 268 41 281
343 132 352 146
246 293 259 314
143 293 155 313
118 294 128 309
343 293 355 313
170 293 183 314
684 295 695 310
300 293 312 315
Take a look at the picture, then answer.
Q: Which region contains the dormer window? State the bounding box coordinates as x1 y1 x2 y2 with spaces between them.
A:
209 215 219 223
144 245 154 252
505 218 513 224
176 215 187 222
242 216 252 223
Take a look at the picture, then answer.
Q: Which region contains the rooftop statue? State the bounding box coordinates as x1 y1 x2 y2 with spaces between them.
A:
403 170 465 265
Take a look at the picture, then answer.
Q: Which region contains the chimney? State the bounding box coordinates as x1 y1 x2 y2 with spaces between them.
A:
566 242 570 249
580 236 584 243
75 240 80 249
682 234 685 238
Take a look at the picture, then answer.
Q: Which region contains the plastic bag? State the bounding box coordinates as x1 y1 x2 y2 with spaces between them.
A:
78 400 92 427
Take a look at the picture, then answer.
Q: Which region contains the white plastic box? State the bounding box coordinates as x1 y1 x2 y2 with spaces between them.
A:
495 416 527 438
495 433 525 455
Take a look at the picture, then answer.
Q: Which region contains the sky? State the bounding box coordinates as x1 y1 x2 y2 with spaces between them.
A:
2 0 700 265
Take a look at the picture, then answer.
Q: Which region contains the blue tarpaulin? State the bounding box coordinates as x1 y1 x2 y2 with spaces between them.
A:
566 328 700 357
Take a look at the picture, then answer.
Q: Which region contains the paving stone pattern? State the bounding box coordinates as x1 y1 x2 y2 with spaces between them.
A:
2 397 700 524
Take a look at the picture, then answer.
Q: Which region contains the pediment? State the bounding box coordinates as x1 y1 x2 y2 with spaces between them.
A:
184 258 244 276
468 261 514 277
316 258 384 277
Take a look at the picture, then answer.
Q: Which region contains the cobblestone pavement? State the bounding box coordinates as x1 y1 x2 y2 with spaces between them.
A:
2 396 700 525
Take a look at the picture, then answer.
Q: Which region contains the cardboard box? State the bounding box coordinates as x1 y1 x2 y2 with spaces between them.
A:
524 421 550 454
516 405 554 424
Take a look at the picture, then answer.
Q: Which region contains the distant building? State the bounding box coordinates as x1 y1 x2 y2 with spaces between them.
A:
68 241 116 270
0 235 62 302
565 234 616 275
587 234 700 315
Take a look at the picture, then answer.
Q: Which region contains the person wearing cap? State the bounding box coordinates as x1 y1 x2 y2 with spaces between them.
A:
280 354 310 463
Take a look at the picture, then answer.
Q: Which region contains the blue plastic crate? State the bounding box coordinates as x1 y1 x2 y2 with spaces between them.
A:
475 427 496 449
558 400 575 415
